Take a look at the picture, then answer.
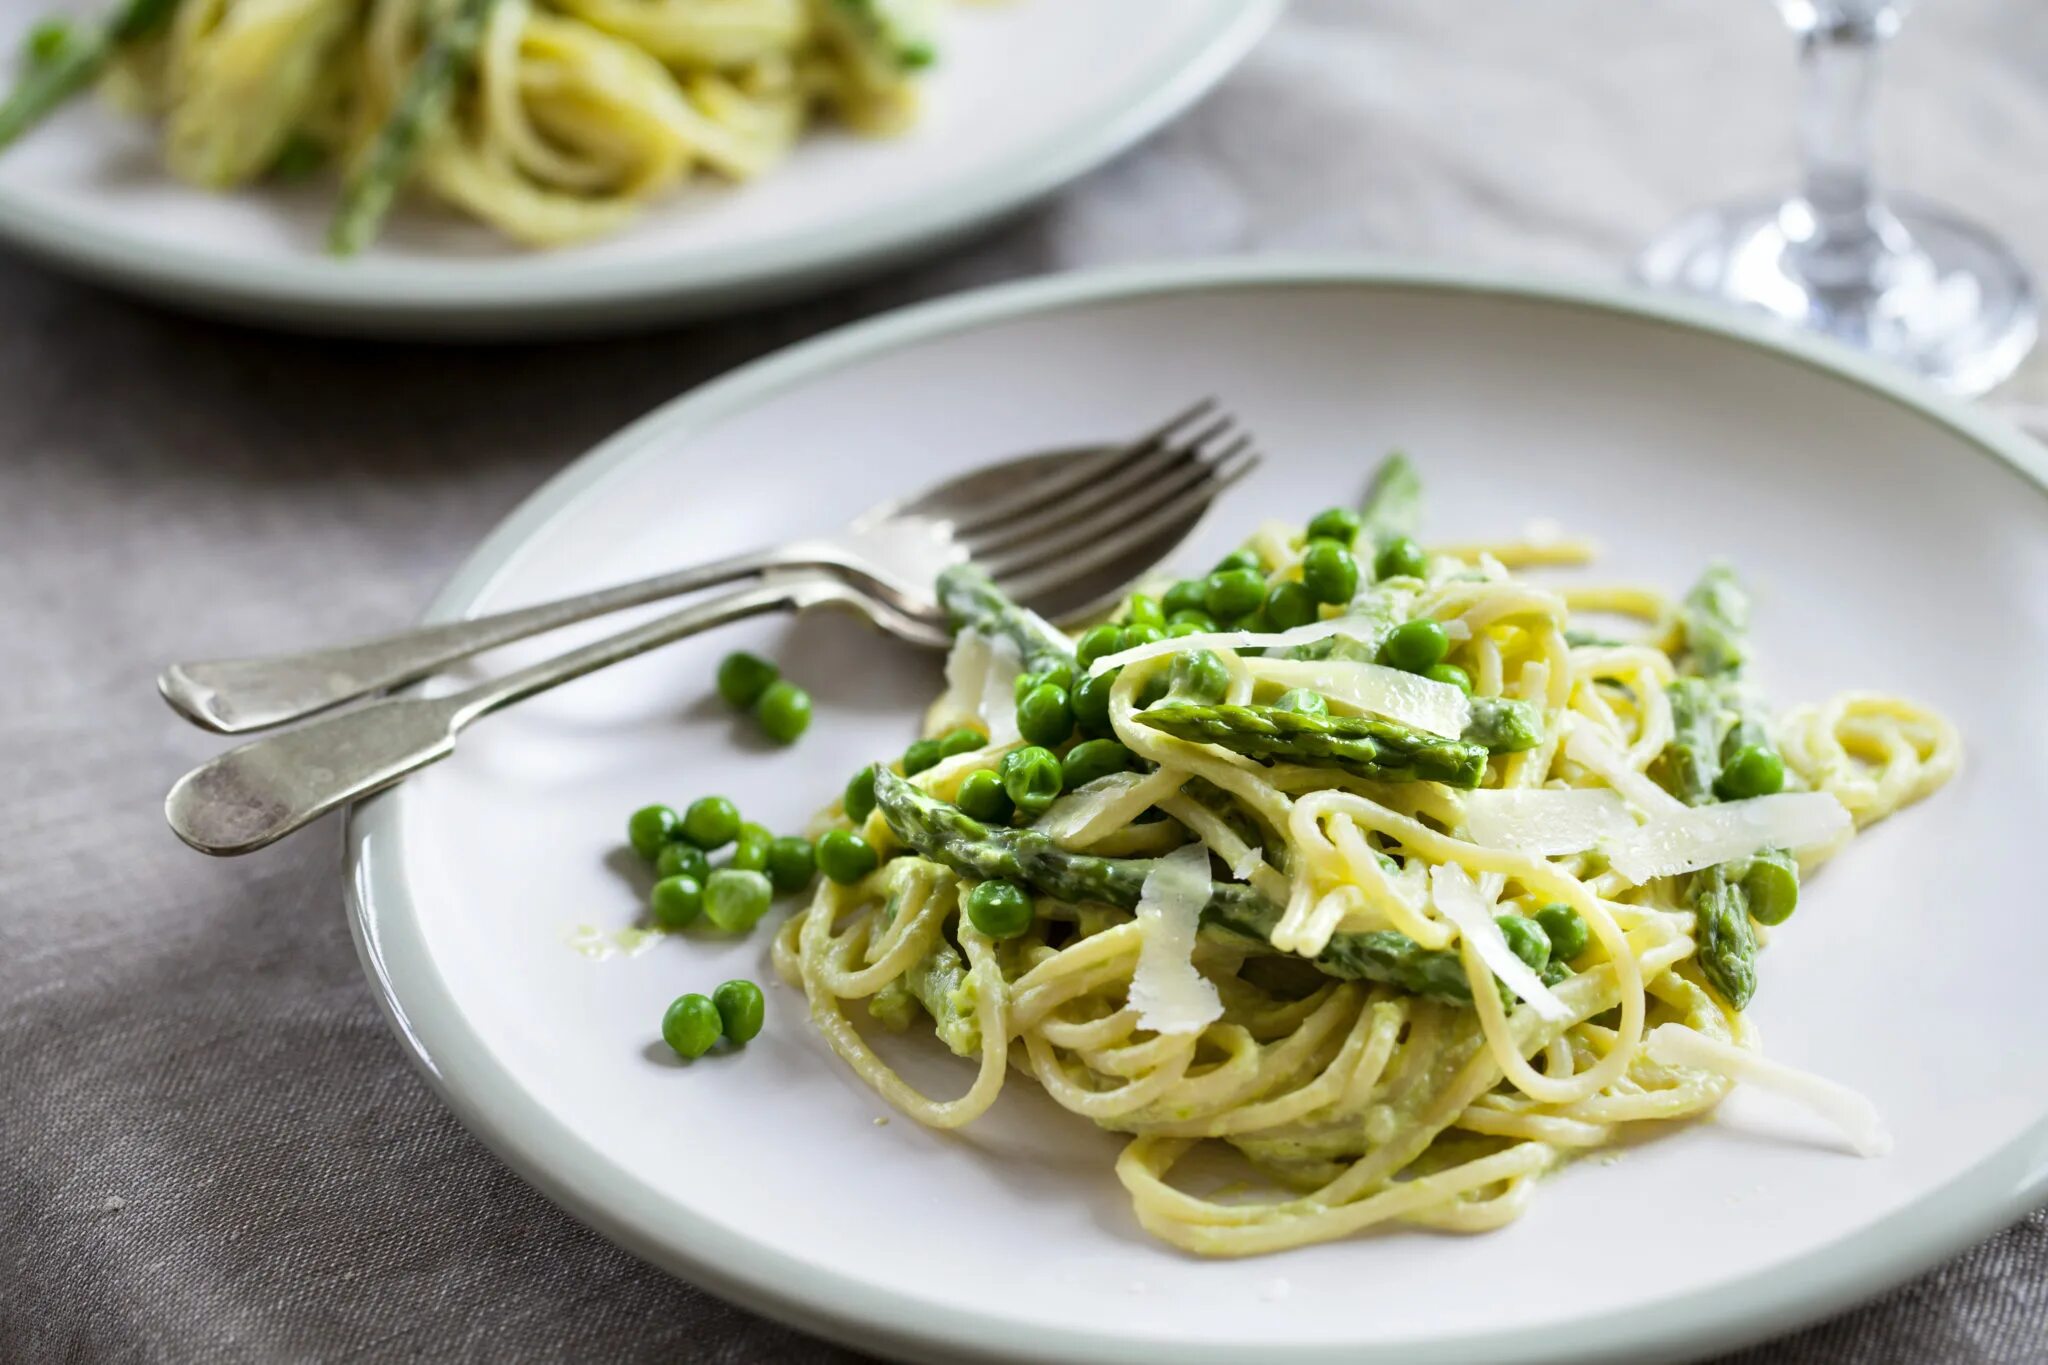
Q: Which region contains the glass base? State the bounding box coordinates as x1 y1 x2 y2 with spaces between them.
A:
1637 193 2039 396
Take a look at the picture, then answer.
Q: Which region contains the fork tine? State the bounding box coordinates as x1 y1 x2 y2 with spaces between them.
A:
945 398 1217 537
977 428 1252 581
997 448 1263 608
961 410 1238 558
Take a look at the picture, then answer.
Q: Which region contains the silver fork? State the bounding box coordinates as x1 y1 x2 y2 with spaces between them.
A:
163 404 1261 857
161 400 1252 735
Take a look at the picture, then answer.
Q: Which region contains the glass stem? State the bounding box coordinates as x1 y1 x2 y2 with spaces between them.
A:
1790 8 1895 289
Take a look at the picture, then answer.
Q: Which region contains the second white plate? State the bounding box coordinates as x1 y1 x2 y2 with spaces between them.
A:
347 262 2048 1363
0 0 1275 335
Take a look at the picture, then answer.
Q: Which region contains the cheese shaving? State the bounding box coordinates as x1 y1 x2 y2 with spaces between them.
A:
1039 769 1182 849
1604 793 1852 884
1462 788 1635 856
1247 658 1471 739
1129 844 1223 1036
1429 864 1572 1022
1645 1024 1891 1157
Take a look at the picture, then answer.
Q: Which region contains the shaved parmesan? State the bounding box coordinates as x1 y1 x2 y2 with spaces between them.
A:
1129 844 1223 1035
1644 1024 1891 1157
1463 789 1635 856
1230 844 1266 880
1429 864 1572 1023
979 634 1021 744
926 631 991 736
1604 793 1851 884
1087 616 1391 677
1249 658 1471 739
1564 722 1685 816
1039 769 1182 849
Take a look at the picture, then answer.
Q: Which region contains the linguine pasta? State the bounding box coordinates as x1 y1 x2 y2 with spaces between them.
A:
775 458 1958 1256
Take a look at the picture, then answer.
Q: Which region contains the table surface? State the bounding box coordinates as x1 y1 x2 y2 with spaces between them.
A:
3 1 2043 1361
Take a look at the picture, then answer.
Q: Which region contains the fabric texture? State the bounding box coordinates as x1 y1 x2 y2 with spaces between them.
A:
2 1 2044 1360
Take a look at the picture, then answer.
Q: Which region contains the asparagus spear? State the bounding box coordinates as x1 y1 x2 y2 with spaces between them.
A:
935 564 1076 678
0 0 179 151
871 767 1481 1004
1658 566 1799 1006
1358 452 1422 548
1137 703 1489 788
328 0 499 256
1691 862 1758 1009
1677 562 1750 679
1462 696 1544 754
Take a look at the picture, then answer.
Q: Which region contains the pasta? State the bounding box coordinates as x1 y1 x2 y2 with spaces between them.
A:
774 455 1958 1256
0 0 946 249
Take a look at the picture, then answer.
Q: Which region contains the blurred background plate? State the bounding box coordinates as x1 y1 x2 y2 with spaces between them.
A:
346 260 2048 1364
0 0 1276 336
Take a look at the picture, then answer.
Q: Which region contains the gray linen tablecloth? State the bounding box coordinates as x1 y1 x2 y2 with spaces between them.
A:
4 1 2044 1359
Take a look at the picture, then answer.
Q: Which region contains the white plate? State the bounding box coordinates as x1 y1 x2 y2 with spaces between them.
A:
346 262 2048 1364
0 0 1274 336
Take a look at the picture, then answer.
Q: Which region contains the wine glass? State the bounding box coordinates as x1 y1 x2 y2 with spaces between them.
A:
1637 0 2037 396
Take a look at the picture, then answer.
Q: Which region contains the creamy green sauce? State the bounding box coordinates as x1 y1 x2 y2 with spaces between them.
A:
563 923 664 960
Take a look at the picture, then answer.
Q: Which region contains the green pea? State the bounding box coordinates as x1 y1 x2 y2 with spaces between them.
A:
843 765 878 824
1263 580 1319 631
955 769 1014 823
661 993 722 1059
1076 624 1127 668
1061 738 1133 790
655 840 709 883
1300 539 1359 605
765 836 815 894
902 737 944 775
1017 683 1074 748
1715 744 1787 800
1136 672 1171 709
716 651 778 709
703 869 773 932
1168 649 1231 705
681 796 741 849
1213 549 1261 574
1424 663 1472 694
1534 904 1590 962
648 875 704 930
1539 959 1573 988
1306 506 1362 546
966 880 1033 939
627 804 682 860
1373 535 1428 581
1162 578 1209 618
1014 665 1073 702
1124 594 1165 629
24 19 71 65
1163 620 1204 638
1204 567 1266 621
816 829 878 884
1168 609 1218 632
1072 669 1117 737
711 979 765 1044
938 727 986 758
1273 688 1328 717
1000 745 1064 816
728 821 773 872
1495 913 1552 971
1378 619 1450 673
1741 851 1800 926
1122 623 1164 649
754 680 812 744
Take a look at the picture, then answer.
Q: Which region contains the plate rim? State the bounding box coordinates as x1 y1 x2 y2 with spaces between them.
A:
343 258 2048 1365
0 0 1280 331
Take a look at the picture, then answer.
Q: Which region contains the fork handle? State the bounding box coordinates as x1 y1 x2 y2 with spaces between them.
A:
165 576 821 856
158 540 845 734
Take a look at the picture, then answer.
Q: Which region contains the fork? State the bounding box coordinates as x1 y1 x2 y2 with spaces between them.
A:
163 405 1261 856
161 399 1251 735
